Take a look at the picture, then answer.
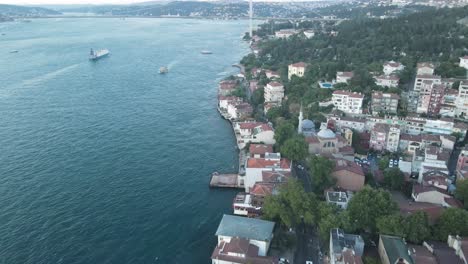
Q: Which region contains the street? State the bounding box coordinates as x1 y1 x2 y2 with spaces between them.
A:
292 162 322 264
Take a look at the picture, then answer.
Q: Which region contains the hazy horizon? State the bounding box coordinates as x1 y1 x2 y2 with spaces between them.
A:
0 0 326 5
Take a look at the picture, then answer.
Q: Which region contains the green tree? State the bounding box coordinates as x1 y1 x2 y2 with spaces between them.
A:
316 202 344 242
347 187 398 233
308 155 335 193
383 168 405 191
455 179 468 209
273 121 295 147
434 208 468 241
280 136 308 161
377 214 406 238
405 211 431 244
379 157 390 170
263 179 318 228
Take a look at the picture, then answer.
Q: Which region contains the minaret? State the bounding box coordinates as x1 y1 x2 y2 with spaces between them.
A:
249 0 253 38
298 104 303 134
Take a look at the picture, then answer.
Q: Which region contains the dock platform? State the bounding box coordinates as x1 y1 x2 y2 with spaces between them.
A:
209 172 242 189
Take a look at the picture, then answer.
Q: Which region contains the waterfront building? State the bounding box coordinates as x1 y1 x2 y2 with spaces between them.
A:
243 152 291 192
371 92 400 115
416 62 435 75
329 228 364 264
374 75 399 88
335 71 354 84
218 96 243 110
227 102 253 121
218 80 238 96
332 90 364 115
234 122 275 149
383 61 404 75
211 215 277 263
459 55 468 70
249 144 273 158
288 62 307 80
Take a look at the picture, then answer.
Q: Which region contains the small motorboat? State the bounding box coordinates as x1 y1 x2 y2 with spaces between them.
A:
10 50 18 53
159 66 168 74
201 50 213 55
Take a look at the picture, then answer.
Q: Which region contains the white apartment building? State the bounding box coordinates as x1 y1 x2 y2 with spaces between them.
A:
335 71 354 84
413 74 441 92
375 75 399 88
332 90 364 114
416 62 435 75
460 56 468 70
264 81 284 103
456 80 468 117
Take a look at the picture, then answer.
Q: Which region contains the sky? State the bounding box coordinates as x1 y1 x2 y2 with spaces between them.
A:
0 0 146 4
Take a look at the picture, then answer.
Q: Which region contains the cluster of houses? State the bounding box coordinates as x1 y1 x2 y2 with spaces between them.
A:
329 228 468 264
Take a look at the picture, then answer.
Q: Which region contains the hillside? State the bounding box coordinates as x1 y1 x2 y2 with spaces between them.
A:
0 4 61 16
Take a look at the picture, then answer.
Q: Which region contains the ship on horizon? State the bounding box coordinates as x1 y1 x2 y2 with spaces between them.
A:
89 48 110 61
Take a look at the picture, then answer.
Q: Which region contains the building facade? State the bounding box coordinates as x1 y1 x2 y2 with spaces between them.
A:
332 90 364 114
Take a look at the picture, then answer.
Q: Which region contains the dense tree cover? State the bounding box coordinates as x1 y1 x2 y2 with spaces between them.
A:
263 179 318 228
455 179 468 209
434 208 468 241
280 136 308 161
377 212 431 244
307 155 336 194
379 156 390 170
273 121 295 147
347 187 398 232
383 168 405 191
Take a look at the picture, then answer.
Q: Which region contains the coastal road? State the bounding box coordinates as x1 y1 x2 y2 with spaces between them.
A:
293 162 322 264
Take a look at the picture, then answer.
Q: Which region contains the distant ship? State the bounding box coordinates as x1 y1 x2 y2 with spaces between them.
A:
201 50 213 55
159 67 169 74
10 50 18 53
89 48 110 61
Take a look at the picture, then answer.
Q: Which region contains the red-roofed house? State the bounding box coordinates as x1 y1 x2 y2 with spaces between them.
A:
331 159 365 191
249 144 274 158
243 153 291 192
412 184 460 208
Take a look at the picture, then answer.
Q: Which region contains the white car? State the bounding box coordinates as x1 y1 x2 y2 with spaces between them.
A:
306 261 313 264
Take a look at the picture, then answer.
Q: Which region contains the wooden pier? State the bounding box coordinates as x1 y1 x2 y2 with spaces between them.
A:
209 172 242 189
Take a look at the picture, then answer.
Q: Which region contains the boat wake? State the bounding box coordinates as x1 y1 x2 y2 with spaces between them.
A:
0 63 81 97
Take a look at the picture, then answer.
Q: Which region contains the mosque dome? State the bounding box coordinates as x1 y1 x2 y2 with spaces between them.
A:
302 119 315 130
317 128 336 139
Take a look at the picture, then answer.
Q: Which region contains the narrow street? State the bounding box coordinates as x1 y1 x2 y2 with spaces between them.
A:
292 162 322 264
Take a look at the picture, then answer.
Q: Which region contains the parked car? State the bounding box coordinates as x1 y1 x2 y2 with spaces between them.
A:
297 165 304 170
306 261 313 264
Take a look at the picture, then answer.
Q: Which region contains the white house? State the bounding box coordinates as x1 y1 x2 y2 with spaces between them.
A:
335 71 354 84
413 74 441 92
329 228 364 264
383 61 404 75
326 191 352 209
234 122 275 149
288 62 307 80
218 96 243 110
416 62 435 75
264 82 284 103
212 214 277 264
459 56 468 70
303 30 315 39
243 153 291 192
375 75 400 88
275 29 297 39
332 90 364 114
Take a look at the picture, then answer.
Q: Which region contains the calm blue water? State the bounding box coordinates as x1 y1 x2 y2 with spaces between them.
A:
0 18 249 263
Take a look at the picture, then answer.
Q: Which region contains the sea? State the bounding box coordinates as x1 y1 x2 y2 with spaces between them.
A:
0 17 250 264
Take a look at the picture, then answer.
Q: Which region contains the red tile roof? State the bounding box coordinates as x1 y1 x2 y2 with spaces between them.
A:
444 197 463 208
267 81 283 87
261 171 292 182
417 62 435 69
376 75 400 81
250 183 275 196
246 158 291 169
239 122 264 130
249 144 274 156
290 62 307 68
400 133 422 142
337 71 354 77
333 159 364 176
384 61 402 68
333 90 364 98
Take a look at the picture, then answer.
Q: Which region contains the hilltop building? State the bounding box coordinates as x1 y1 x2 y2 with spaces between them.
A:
288 62 307 80
371 92 400 115
460 56 468 70
383 61 405 75
332 90 364 114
